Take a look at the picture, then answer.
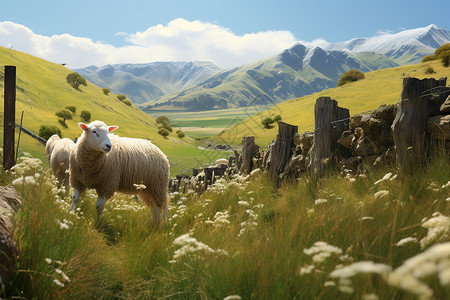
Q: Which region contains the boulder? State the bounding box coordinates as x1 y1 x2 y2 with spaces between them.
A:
341 156 362 173
350 115 363 130
338 130 354 149
0 185 21 293
441 95 450 114
427 114 450 140
281 154 309 179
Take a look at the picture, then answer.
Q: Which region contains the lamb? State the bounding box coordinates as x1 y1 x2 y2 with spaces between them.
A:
69 120 170 225
45 134 75 189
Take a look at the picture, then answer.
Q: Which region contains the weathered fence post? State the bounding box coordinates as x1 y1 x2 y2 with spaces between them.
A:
392 77 447 172
3 66 16 170
309 97 350 175
240 136 258 174
268 121 298 182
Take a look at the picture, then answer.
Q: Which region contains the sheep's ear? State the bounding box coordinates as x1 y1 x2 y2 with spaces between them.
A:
108 125 119 132
78 123 89 132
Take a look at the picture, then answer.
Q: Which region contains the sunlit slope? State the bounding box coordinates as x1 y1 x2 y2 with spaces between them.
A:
216 60 450 146
0 46 221 175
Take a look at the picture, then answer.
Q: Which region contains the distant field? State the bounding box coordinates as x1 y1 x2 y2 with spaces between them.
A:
146 106 272 139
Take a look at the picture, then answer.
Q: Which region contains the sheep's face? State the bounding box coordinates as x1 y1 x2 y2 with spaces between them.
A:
79 121 119 153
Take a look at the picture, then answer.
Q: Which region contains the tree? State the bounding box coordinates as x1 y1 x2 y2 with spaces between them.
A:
80 110 91 122
39 125 61 140
65 106 76 113
156 116 172 132
55 109 72 122
158 128 170 138
337 70 365 87
117 94 126 101
261 117 275 129
434 43 450 58
440 50 450 67
176 129 185 138
102 88 110 95
66 72 87 90
272 115 282 122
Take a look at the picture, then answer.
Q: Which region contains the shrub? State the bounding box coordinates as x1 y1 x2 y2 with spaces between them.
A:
122 99 132 106
38 125 61 140
176 130 185 138
272 115 282 122
261 117 275 129
55 109 72 122
421 55 436 63
425 66 436 74
66 72 87 90
117 94 126 101
158 128 170 138
434 43 450 58
156 116 172 132
440 50 450 67
337 70 365 87
65 106 76 113
80 110 91 122
102 88 110 95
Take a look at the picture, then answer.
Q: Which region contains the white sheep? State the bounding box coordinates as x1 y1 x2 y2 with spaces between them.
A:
69 120 170 225
45 134 75 189
215 158 229 167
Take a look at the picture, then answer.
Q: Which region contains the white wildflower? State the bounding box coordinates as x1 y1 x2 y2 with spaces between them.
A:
360 216 374 221
133 183 146 190
330 261 392 278
314 199 328 205
338 285 354 294
396 237 418 247
53 279 65 287
324 281 336 287
304 241 343 264
45 258 52 264
238 200 250 206
299 264 315 276
374 190 389 199
374 172 392 185
442 181 450 189
172 233 228 261
223 295 242 300
420 213 450 249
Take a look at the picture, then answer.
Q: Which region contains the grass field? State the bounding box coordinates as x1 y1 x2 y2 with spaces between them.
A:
3 148 450 299
215 60 450 146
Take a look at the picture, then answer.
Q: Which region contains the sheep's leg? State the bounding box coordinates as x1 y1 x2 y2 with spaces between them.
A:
70 189 81 211
96 196 107 220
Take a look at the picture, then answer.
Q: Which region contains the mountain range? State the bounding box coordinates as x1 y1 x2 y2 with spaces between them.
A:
74 24 450 111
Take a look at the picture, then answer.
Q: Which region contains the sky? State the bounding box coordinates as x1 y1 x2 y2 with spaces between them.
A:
0 0 449 69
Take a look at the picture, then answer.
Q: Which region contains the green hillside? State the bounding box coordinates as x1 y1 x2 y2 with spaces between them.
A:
216 60 450 146
0 46 228 175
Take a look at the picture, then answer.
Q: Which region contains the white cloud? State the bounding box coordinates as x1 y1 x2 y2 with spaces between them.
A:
0 19 298 69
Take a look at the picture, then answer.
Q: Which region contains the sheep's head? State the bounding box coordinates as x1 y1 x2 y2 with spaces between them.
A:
78 121 119 153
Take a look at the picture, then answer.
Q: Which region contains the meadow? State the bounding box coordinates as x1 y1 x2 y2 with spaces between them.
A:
3 148 449 299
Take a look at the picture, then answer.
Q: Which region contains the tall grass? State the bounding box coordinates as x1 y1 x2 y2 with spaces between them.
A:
4 151 450 299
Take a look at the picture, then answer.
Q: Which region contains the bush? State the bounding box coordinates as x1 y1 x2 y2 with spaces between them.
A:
176 130 185 138
117 94 126 101
39 125 61 140
421 55 436 63
80 110 91 122
272 115 282 122
440 50 450 67
261 117 275 129
156 116 172 132
65 106 76 113
102 88 110 95
66 72 87 90
122 99 132 106
337 70 365 87
158 128 170 138
55 109 72 122
434 43 450 58
425 66 436 74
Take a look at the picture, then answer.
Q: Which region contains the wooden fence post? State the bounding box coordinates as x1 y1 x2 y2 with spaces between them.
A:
309 97 349 175
268 121 298 182
240 136 258 174
3 66 16 170
392 77 447 172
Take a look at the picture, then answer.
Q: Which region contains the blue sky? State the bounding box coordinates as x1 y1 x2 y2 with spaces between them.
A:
1 0 449 68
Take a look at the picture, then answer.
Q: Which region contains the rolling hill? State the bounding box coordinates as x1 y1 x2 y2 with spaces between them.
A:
138 24 450 111
0 46 228 175
214 59 450 146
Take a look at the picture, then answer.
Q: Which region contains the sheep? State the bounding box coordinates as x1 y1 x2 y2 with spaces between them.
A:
215 158 229 167
45 134 75 190
69 120 170 226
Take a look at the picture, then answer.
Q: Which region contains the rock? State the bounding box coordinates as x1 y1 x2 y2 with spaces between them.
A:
0 185 21 294
281 154 308 178
441 95 450 114
354 127 364 139
354 136 384 156
342 156 362 173
371 104 397 124
427 114 450 140
296 131 314 155
350 115 363 130
338 130 354 149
